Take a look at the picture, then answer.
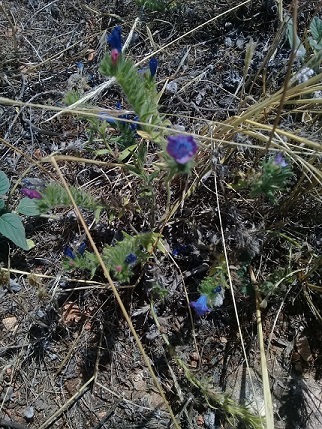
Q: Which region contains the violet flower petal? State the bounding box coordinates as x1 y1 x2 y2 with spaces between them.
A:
64 246 75 259
20 188 42 199
274 153 288 168
166 135 197 164
149 58 158 77
190 295 210 316
125 253 137 264
108 26 122 53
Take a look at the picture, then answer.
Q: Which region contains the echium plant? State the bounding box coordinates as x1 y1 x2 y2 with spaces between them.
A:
249 153 292 202
100 26 199 179
99 26 170 144
63 231 162 283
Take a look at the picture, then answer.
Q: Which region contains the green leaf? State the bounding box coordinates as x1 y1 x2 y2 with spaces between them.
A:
308 37 322 52
0 199 5 211
310 16 322 43
95 149 111 156
286 18 306 58
0 171 10 196
118 144 137 161
0 213 29 250
17 198 41 216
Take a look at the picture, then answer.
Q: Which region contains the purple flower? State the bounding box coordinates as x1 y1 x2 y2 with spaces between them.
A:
190 295 210 317
166 135 198 164
274 153 288 168
108 26 122 53
149 58 158 77
125 253 137 264
20 188 42 199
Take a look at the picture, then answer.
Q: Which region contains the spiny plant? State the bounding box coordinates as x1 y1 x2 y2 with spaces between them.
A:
99 26 170 144
249 153 293 202
63 231 162 282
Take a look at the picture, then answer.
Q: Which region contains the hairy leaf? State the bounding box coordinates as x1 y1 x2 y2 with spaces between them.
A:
17 198 41 216
0 213 29 250
310 16 322 44
0 171 10 196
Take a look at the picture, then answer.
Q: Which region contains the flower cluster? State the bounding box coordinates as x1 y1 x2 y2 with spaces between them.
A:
64 242 87 260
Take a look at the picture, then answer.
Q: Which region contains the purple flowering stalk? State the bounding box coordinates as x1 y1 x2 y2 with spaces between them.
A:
100 26 168 144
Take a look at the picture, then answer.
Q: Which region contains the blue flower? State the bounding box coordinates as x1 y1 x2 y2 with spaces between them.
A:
274 153 288 168
78 241 87 256
108 26 122 53
64 246 75 260
166 135 198 164
213 285 222 294
64 242 86 259
190 295 210 316
125 253 137 264
149 58 158 78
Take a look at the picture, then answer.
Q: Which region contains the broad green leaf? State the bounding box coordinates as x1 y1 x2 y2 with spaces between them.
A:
0 171 10 196
0 213 29 250
17 198 41 216
310 16 322 43
0 199 5 211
